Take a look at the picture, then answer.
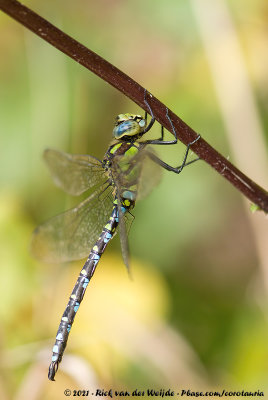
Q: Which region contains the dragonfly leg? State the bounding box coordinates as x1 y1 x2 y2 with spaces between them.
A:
147 133 200 175
175 134 200 172
141 106 178 145
143 104 200 172
165 108 201 170
152 125 165 142
144 112 164 142
143 89 156 133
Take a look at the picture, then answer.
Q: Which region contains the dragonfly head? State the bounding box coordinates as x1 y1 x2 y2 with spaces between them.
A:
113 113 146 140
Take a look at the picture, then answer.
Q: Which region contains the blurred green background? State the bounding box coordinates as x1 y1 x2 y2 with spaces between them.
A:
0 0 267 399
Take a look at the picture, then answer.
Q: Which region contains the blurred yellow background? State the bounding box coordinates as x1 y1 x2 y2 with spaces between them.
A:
0 0 267 399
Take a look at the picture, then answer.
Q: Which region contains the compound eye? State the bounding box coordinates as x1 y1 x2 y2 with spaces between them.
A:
139 119 146 128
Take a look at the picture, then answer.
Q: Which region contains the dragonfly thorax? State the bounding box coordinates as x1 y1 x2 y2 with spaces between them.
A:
113 113 146 140
103 140 141 207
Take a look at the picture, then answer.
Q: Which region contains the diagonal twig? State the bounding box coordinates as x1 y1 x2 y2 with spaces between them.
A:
0 0 267 212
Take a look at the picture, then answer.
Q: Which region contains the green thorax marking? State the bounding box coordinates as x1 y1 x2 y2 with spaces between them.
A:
104 141 140 165
103 141 142 205
102 112 149 205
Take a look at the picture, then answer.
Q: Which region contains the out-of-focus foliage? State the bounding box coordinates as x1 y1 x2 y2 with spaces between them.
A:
0 1 267 398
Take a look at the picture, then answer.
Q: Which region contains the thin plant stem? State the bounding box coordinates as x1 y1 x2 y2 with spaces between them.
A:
0 0 267 211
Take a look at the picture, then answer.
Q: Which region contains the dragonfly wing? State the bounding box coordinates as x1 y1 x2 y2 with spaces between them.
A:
136 147 163 201
44 149 107 196
122 211 135 272
111 166 135 272
124 211 135 236
31 184 114 263
117 204 131 272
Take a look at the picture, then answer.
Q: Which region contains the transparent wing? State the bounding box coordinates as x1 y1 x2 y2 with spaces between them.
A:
31 184 114 263
121 211 135 273
118 205 131 272
110 163 135 272
136 147 163 201
108 145 161 271
124 211 135 236
44 149 106 196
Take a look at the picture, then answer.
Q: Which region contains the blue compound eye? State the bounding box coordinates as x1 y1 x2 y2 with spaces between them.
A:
113 120 140 139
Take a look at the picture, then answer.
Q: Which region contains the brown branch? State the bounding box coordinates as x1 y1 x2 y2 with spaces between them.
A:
1 0 267 212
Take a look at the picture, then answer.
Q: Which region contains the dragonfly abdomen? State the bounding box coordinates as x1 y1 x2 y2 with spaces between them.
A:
48 204 120 380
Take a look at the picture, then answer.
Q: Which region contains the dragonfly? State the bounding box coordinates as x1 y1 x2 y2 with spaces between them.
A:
31 92 200 381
